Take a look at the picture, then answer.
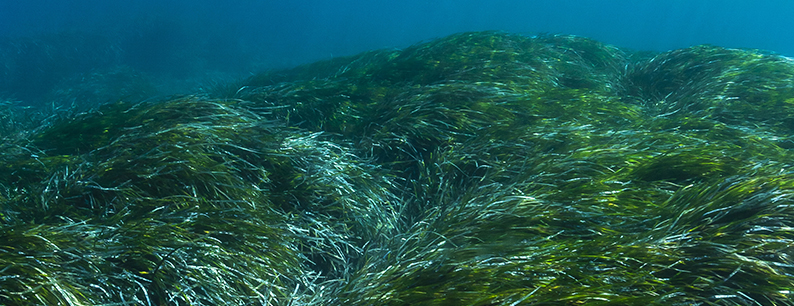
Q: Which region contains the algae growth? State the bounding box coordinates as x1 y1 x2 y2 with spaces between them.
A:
2 31 794 305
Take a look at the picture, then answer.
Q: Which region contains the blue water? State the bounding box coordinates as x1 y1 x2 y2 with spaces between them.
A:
2 0 794 104
3 0 794 64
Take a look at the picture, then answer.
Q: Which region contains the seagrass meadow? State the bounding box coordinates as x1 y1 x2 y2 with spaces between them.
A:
2 31 794 305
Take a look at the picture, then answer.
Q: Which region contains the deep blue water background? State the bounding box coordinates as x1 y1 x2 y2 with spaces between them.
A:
2 0 794 104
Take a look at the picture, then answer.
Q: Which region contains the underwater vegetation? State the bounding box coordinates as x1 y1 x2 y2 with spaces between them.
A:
2 31 794 305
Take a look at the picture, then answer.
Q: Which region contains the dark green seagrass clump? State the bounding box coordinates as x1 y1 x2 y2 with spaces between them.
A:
2 31 794 305
0 97 400 305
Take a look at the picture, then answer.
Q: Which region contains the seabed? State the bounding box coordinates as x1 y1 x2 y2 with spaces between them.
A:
1 31 794 305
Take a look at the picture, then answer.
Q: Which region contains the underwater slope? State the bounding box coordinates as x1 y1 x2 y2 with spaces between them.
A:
2 31 794 305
